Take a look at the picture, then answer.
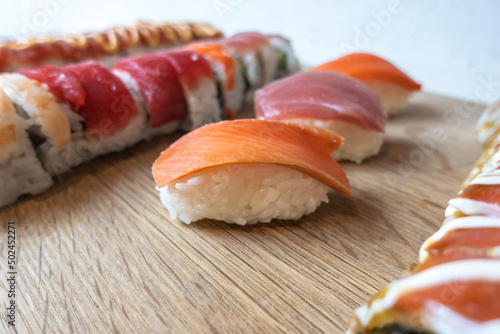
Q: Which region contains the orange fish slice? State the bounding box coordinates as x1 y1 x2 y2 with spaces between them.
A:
152 119 352 195
312 53 421 91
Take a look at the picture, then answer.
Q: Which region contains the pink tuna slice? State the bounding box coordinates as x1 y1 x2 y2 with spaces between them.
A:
254 71 387 132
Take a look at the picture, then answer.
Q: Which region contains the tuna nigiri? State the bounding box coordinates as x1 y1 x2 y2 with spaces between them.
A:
152 119 352 225
255 71 387 163
312 53 421 116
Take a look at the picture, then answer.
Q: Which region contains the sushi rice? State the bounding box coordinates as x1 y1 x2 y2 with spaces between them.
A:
364 80 413 116
0 88 53 207
287 119 383 164
157 162 330 225
206 56 245 117
181 77 221 131
40 110 146 175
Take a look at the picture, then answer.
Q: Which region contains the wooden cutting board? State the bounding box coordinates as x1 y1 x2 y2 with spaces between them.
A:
0 93 485 333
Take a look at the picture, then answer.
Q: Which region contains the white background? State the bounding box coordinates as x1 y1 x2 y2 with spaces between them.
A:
1 0 499 104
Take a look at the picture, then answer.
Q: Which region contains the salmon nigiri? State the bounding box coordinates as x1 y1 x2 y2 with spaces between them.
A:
255 71 387 163
152 119 352 225
312 53 421 116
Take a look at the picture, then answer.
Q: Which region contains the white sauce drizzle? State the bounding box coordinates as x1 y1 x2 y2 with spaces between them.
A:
448 198 500 217
471 174 500 185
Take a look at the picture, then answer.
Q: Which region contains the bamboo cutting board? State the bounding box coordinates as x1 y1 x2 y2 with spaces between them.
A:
0 93 486 333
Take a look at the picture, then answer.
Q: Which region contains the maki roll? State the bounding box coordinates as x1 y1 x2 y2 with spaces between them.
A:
0 88 54 206
152 119 352 225
255 71 387 163
476 98 500 146
0 21 223 72
184 41 245 118
350 105 500 334
312 53 421 116
159 49 222 131
19 61 145 175
223 32 300 101
113 54 187 138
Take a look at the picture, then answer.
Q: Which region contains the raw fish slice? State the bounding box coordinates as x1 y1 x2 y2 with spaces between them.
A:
64 61 139 137
113 54 187 130
19 65 86 108
18 64 85 132
255 71 385 131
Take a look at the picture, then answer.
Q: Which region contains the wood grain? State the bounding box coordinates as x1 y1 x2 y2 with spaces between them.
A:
0 93 485 333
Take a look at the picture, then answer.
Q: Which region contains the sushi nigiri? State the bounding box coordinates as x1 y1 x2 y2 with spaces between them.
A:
184 41 245 118
19 61 145 175
255 71 387 163
113 54 187 138
311 53 421 116
152 119 352 225
158 50 221 131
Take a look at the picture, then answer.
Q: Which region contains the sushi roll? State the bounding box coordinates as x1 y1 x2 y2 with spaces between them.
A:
0 87 54 206
159 50 222 131
184 41 245 118
350 110 500 333
152 119 352 225
223 32 299 101
0 21 223 72
19 61 145 175
255 71 387 163
476 98 500 146
312 53 421 116
350 216 500 334
113 54 187 139
267 34 301 77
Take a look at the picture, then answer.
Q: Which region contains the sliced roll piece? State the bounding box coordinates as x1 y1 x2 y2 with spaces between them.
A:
312 53 421 116
113 54 187 139
184 41 245 118
223 32 300 101
18 61 145 175
0 88 54 206
152 119 352 225
158 50 221 131
255 71 387 163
